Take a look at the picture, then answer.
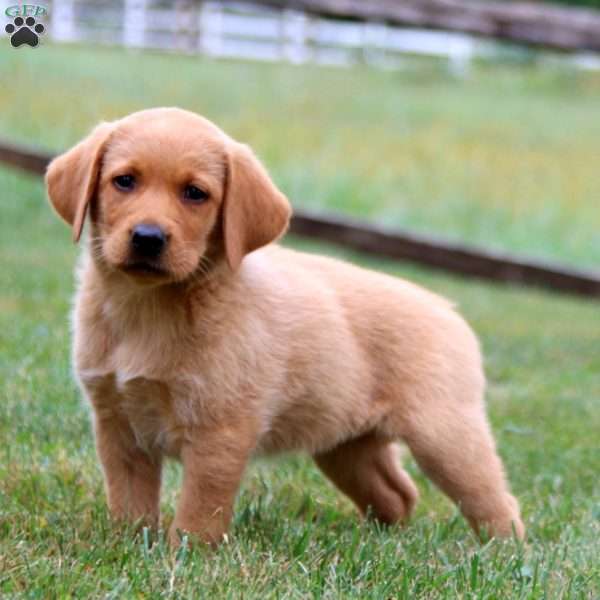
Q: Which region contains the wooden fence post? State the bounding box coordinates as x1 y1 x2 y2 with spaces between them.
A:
447 34 474 77
282 9 309 64
199 1 223 57
50 0 76 42
362 21 387 67
123 0 147 48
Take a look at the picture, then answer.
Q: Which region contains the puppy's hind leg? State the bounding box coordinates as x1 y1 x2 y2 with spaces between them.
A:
314 432 419 525
399 403 525 540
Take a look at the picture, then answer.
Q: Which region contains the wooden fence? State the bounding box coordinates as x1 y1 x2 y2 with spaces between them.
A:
46 0 480 74
2 138 599 299
246 0 600 53
41 0 600 75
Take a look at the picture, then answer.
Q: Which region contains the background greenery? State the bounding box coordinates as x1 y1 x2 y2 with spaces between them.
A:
540 0 600 8
0 44 599 598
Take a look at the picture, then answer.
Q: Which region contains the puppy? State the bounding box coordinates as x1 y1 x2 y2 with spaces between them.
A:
46 108 524 546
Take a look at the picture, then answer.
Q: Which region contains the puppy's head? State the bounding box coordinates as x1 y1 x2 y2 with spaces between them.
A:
46 108 291 282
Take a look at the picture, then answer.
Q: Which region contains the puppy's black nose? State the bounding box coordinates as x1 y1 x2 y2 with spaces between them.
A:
131 224 166 258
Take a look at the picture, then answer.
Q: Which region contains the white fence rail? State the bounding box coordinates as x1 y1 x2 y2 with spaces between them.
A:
43 0 600 74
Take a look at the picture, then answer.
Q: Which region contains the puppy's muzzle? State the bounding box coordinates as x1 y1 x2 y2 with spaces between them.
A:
131 224 167 259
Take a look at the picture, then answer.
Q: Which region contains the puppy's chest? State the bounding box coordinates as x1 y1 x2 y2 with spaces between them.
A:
82 369 201 458
115 375 181 456
77 287 244 455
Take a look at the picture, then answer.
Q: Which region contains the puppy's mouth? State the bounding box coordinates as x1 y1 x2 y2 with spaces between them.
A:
121 261 169 277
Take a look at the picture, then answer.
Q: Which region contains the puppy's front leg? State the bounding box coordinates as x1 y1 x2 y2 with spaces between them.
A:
94 414 162 527
170 421 257 547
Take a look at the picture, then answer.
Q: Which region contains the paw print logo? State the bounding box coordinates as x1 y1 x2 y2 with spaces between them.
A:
5 16 45 48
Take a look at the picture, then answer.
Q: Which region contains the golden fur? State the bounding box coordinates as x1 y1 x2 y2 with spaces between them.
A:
46 107 524 546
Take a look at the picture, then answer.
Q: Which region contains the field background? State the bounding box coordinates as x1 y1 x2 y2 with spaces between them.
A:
1 44 599 597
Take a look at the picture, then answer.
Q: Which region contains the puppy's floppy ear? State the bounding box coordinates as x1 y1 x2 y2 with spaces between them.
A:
223 142 291 270
45 122 115 243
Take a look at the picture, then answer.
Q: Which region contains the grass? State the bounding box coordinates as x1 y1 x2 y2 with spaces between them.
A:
1 44 599 598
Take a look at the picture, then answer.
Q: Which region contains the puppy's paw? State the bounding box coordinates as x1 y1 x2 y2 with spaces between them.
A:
168 523 187 549
108 505 159 532
168 521 225 549
471 493 526 541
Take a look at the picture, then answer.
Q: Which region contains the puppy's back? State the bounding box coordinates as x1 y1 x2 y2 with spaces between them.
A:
259 245 484 405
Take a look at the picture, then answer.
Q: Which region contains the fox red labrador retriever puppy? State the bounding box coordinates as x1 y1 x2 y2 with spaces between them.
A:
46 108 524 546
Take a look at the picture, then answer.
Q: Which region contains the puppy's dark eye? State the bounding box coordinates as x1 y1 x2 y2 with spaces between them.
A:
184 185 209 203
113 175 136 191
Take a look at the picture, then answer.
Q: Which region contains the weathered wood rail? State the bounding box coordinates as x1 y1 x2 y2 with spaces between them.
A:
291 212 600 297
1 138 599 299
243 0 600 53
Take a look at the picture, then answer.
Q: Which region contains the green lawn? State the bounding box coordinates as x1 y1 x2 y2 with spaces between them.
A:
1 44 599 598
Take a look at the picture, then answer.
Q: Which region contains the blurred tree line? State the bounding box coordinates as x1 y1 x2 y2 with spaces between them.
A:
542 0 600 7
